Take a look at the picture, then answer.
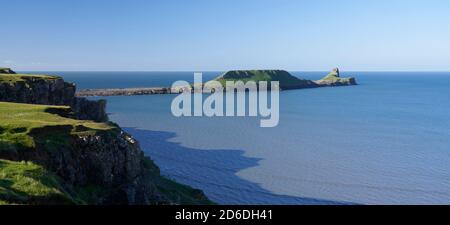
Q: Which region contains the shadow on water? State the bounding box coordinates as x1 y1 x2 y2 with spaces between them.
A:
124 127 348 205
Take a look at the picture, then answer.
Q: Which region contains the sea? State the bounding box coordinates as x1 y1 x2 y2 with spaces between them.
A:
28 71 450 205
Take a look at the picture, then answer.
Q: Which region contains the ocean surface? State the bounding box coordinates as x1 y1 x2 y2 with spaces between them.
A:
33 71 450 205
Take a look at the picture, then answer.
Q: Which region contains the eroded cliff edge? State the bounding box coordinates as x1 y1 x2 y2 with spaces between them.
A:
0 69 211 205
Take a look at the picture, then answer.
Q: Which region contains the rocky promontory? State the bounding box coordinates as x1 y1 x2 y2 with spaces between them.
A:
214 70 320 90
76 68 357 97
213 68 357 90
0 68 16 74
0 68 211 205
314 68 357 86
0 69 107 122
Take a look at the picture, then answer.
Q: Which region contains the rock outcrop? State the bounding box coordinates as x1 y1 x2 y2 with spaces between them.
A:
314 68 357 86
0 68 16 74
0 73 108 122
75 69 358 97
0 125 208 204
0 69 211 205
214 70 320 90
213 69 357 90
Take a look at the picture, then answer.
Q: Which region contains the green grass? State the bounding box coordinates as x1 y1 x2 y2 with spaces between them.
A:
0 102 116 154
318 71 353 83
213 70 317 90
215 70 300 84
0 159 74 205
0 101 212 205
0 73 61 84
0 102 119 204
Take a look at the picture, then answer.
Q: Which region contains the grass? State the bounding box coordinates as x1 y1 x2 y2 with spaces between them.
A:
0 101 116 154
0 73 61 84
0 159 74 205
213 70 317 90
318 71 353 83
215 70 300 84
0 101 213 205
0 102 118 204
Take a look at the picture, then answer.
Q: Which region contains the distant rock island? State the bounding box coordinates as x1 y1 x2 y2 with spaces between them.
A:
315 68 357 86
213 68 357 90
76 68 357 97
213 70 319 90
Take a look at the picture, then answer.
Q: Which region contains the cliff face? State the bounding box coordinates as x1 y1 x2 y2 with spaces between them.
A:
0 70 211 205
0 71 107 122
0 68 16 74
1 125 207 204
314 68 357 86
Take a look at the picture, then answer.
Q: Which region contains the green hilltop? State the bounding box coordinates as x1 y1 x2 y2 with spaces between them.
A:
211 69 357 90
213 70 318 90
315 68 357 86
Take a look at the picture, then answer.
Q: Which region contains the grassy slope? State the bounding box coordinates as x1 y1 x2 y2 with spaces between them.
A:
0 102 116 204
0 102 115 154
0 159 75 205
0 101 213 205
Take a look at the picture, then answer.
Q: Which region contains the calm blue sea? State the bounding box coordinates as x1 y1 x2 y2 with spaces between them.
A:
31 71 450 205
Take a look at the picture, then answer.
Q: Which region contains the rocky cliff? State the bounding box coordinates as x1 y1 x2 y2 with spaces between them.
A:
213 69 357 90
0 68 16 74
0 69 211 205
0 69 107 122
314 68 357 86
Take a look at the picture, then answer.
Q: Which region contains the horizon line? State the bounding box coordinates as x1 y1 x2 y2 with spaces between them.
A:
17 70 450 73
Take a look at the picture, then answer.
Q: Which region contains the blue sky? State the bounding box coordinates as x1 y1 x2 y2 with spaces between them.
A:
1 0 450 71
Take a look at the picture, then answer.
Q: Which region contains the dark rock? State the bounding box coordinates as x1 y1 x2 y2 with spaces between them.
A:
0 68 16 74
314 68 358 87
0 75 108 122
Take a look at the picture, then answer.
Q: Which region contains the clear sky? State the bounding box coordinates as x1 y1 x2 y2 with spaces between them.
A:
2 0 450 71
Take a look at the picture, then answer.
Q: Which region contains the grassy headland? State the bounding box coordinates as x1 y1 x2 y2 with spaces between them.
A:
213 70 318 90
0 73 61 84
0 102 115 154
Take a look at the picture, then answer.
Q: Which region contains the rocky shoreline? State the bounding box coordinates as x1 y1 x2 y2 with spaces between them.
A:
76 87 173 97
